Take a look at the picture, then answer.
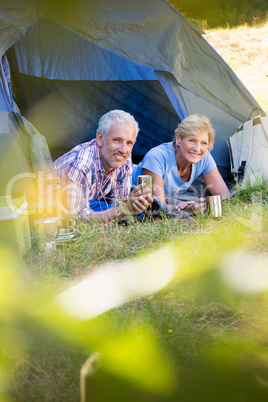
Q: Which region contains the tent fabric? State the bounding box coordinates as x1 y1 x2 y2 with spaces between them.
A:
0 109 60 223
228 115 268 183
1 0 260 119
9 76 179 159
0 55 14 111
0 0 264 190
7 18 158 82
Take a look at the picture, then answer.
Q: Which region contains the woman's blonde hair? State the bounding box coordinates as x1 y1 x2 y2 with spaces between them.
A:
173 114 215 150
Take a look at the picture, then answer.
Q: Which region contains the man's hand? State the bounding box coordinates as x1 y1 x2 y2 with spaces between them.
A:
175 198 207 214
125 183 153 214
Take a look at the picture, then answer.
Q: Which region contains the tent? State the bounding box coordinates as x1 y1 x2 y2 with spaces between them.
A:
0 0 264 203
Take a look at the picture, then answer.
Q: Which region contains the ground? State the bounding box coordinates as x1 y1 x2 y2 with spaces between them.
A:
204 22 268 110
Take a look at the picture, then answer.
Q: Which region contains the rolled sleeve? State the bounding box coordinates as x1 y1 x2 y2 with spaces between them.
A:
141 149 166 178
202 152 217 175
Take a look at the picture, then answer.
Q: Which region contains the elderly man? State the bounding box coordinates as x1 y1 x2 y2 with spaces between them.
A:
54 110 153 222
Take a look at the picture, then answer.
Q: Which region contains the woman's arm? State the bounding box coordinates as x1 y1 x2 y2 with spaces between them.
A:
142 168 182 211
142 168 166 204
143 166 230 214
203 167 230 199
175 167 230 214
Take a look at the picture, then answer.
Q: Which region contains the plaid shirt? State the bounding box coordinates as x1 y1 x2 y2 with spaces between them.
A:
54 139 132 220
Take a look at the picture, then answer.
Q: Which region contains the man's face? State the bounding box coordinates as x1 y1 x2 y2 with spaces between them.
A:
97 121 136 172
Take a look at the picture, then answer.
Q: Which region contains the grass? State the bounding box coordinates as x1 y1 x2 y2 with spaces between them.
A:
3 23 268 402
5 180 267 402
204 21 268 111
170 0 268 29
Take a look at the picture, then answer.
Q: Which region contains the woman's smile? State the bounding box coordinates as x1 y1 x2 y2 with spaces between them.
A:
176 131 209 166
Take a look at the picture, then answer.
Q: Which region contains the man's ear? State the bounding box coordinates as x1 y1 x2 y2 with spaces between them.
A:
96 131 104 147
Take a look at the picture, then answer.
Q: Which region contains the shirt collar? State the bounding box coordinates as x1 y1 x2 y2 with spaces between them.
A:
91 139 105 174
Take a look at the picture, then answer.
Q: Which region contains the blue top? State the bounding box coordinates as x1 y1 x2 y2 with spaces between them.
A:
132 141 216 197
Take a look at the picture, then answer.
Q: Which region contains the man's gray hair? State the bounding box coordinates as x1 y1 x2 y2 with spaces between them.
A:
97 110 139 140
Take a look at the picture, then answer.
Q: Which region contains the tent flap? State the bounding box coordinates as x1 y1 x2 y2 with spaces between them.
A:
0 0 264 172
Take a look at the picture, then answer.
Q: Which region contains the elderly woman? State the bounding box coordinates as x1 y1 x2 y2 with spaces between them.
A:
134 114 230 213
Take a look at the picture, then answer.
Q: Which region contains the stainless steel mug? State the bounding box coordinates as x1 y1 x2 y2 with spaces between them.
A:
137 175 153 195
33 217 58 252
206 195 222 218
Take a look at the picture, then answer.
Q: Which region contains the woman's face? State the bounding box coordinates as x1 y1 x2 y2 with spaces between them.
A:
176 131 209 165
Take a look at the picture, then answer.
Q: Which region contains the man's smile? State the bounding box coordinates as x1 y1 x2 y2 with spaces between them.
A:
114 153 125 160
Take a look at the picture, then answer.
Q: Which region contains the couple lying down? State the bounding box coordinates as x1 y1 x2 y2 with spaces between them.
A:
54 110 230 223
133 114 230 215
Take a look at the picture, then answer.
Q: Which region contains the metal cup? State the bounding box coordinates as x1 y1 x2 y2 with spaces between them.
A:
137 175 153 195
33 217 58 252
206 195 222 218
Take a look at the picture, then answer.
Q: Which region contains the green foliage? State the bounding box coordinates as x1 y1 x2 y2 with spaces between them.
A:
169 0 268 28
1 181 268 401
231 176 268 204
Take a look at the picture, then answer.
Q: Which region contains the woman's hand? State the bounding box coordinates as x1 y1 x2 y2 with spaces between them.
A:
174 200 195 212
175 198 207 214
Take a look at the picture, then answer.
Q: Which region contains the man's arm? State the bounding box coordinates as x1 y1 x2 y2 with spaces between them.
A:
87 183 153 223
62 163 153 222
